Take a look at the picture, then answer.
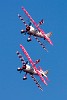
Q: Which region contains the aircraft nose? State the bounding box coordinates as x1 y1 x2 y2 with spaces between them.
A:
26 26 30 31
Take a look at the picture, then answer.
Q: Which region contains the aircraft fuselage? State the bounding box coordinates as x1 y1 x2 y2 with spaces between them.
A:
23 64 37 75
27 26 44 38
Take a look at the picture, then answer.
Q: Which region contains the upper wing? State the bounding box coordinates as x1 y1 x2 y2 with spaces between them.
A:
22 7 53 45
30 74 43 91
16 51 26 65
20 44 47 85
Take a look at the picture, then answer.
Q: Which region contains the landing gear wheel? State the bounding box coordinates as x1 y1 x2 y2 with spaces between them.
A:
27 37 31 42
23 76 27 80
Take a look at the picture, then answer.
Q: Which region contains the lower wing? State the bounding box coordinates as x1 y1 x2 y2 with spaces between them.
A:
34 36 48 52
30 74 43 91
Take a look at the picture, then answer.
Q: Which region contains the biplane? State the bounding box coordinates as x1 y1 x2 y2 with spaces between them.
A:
18 7 53 52
16 44 49 91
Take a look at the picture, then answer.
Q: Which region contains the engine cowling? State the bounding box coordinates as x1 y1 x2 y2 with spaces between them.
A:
26 26 30 31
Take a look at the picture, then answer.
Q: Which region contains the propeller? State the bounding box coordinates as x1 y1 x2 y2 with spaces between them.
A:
26 25 30 31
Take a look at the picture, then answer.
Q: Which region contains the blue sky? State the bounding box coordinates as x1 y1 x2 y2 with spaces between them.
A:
0 0 67 100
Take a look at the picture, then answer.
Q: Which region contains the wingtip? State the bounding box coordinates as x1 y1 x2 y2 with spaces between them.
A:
21 6 24 9
51 43 53 46
20 44 22 48
46 83 48 86
44 81 48 86
50 41 53 46
41 89 43 91
18 14 19 16
46 49 48 52
16 51 19 54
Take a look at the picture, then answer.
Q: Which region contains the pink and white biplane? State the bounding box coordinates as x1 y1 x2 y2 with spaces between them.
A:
18 7 53 52
16 44 49 91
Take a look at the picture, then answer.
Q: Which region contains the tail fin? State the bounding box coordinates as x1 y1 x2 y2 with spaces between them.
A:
46 32 52 38
44 70 48 75
41 70 48 80
43 70 48 80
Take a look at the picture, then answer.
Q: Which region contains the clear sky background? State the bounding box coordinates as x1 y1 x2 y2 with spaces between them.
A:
0 0 67 100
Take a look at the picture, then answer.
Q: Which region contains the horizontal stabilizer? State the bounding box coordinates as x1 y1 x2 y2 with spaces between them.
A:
34 59 40 65
37 19 44 27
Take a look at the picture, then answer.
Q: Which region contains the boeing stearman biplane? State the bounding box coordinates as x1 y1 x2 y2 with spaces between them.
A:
16 44 49 91
18 7 53 52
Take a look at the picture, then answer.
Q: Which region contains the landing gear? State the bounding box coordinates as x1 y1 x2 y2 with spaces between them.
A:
23 73 27 80
23 76 27 80
27 37 31 42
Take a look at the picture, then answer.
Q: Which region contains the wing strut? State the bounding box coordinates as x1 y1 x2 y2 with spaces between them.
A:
20 44 47 85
